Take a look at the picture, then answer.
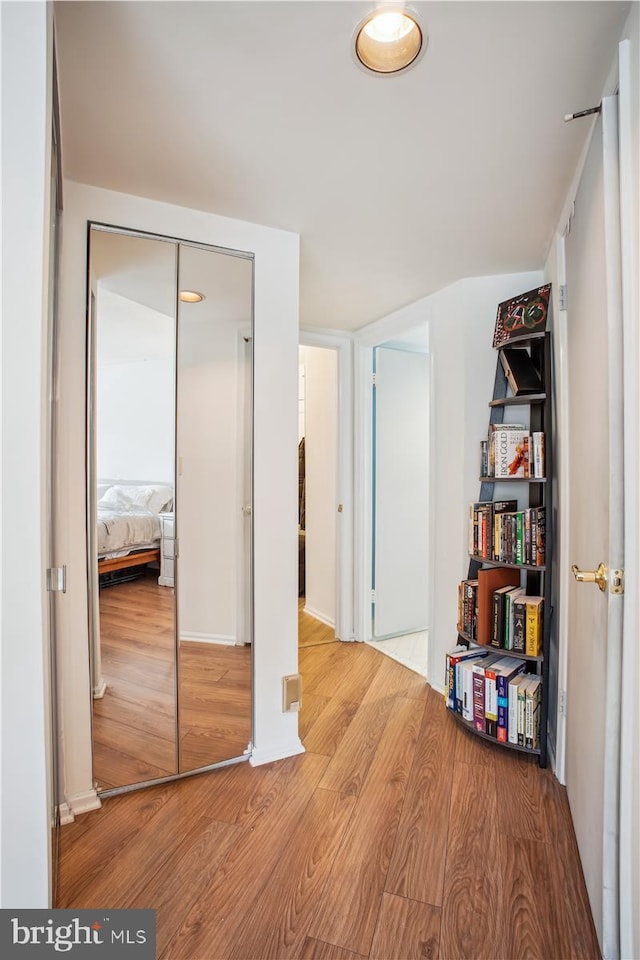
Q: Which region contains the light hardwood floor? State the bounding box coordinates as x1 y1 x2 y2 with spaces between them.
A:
299 597 336 648
59 640 600 960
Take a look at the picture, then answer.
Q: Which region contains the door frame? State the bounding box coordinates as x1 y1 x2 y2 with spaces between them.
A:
298 330 354 642
353 308 432 649
552 35 639 959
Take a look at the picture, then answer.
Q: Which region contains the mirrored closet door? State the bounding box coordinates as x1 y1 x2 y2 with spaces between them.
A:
87 226 253 793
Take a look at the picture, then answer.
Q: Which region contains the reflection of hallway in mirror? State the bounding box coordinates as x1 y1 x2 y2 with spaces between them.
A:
178 643 251 771
298 598 335 649
93 572 177 789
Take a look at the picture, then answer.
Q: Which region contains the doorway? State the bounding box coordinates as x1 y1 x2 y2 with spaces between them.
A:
367 336 430 676
298 345 339 648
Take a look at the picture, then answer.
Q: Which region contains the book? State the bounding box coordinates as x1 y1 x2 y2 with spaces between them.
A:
512 597 527 653
493 430 530 479
496 659 527 742
484 656 517 738
455 650 490 713
445 645 489 710
487 424 526 476
525 676 543 749
492 499 518 560
504 586 525 649
472 655 500 733
499 347 543 395
535 507 546 566
525 596 544 656
460 657 487 722
492 283 551 348
508 673 527 744
532 432 545 478
476 567 520 646
491 584 519 648
517 676 533 745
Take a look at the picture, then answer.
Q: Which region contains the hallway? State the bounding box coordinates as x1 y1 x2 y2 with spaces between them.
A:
57 641 598 959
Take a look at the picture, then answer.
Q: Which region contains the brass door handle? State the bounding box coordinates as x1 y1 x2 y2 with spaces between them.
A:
571 562 607 592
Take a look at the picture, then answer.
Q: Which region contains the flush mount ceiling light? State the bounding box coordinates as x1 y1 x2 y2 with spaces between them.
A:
179 290 205 303
355 8 424 75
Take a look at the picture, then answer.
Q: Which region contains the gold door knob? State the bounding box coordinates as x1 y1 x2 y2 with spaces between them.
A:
571 562 608 592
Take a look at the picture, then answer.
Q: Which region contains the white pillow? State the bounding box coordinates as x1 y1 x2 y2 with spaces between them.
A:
99 483 173 514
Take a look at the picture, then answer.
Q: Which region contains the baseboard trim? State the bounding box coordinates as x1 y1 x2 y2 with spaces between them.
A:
179 632 236 645
67 789 102 817
58 802 75 825
303 605 335 629
93 679 107 699
249 738 305 766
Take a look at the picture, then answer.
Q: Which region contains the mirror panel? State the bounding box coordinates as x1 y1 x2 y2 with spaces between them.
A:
176 244 253 772
89 228 178 790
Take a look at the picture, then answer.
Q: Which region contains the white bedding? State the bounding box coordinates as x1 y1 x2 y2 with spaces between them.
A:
96 482 173 559
97 504 161 558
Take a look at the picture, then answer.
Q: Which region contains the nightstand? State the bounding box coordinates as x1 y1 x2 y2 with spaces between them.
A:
158 511 175 587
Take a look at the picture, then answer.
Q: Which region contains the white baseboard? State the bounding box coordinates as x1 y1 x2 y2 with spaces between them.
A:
303 605 335 629
250 738 305 766
67 789 101 817
93 678 107 699
179 631 236 645
58 802 75 825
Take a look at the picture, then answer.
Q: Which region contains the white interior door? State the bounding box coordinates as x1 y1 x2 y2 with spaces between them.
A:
372 346 429 639
564 98 624 957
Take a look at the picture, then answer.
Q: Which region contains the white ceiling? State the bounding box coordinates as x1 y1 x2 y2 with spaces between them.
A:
55 0 630 331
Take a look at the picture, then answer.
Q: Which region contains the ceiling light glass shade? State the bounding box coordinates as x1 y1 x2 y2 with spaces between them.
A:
179 290 205 303
355 10 423 74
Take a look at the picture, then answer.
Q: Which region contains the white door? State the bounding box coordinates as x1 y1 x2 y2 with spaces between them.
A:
564 97 623 957
372 346 429 638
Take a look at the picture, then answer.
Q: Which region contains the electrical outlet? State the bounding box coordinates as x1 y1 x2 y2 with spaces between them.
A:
283 674 302 712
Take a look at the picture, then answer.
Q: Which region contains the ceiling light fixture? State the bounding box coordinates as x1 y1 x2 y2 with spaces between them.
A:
179 290 205 303
355 8 424 75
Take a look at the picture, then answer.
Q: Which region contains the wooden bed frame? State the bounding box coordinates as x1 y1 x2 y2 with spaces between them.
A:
98 547 160 575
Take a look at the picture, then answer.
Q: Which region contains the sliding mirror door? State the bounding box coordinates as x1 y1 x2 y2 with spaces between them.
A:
89 228 178 790
176 244 253 772
87 226 253 793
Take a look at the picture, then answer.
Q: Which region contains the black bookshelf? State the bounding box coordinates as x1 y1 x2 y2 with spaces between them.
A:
448 331 552 767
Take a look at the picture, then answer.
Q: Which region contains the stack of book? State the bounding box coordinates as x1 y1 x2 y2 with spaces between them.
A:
457 575 544 656
469 502 545 566
444 646 542 749
481 426 545 479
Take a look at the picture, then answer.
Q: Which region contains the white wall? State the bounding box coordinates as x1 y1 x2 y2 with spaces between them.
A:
56 180 301 808
177 307 241 643
0 0 53 907
97 290 174 482
300 345 338 627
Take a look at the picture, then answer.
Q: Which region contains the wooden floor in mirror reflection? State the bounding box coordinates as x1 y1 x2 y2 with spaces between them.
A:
93 571 251 790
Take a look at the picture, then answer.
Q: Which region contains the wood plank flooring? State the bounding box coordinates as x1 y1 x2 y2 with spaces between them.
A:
94 573 251 789
299 598 336 647
58 640 600 960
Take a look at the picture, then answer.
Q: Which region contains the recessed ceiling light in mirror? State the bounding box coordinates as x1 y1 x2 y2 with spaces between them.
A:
355 9 423 75
179 290 205 303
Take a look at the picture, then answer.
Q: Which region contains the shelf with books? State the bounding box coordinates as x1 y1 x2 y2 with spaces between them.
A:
479 476 546 483
446 286 552 768
468 556 546 572
447 710 542 756
457 630 543 663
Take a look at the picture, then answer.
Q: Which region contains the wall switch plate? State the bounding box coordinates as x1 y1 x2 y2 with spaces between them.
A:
283 674 302 712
